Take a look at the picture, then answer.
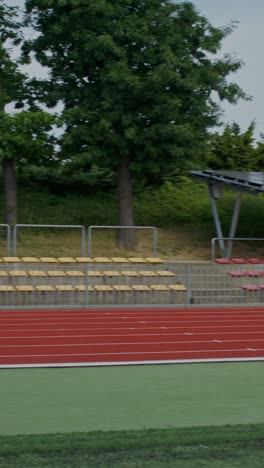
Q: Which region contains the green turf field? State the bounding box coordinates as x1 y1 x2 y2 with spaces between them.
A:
0 362 264 435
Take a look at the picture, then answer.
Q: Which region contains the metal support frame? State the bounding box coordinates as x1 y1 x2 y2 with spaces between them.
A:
208 184 225 256
208 184 243 259
226 192 242 258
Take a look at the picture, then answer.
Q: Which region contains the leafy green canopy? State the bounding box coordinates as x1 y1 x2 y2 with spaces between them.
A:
24 0 246 173
0 1 56 163
0 2 25 109
206 122 258 171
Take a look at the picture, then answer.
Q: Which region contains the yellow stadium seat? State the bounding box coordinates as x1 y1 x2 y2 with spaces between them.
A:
93 257 112 263
87 270 104 277
121 270 140 277
16 285 35 292
128 257 147 263
28 270 47 277
66 270 85 277
103 271 122 277
21 257 40 263
94 285 113 291
3 257 21 263
113 285 132 291
146 257 164 264
111 257 130 263
139 271 158 277
47 270 66 277
169 285 187 291
75 285 94 292
55 285 76 291
39 257 59 263
150 285 170 291
58 257 77 263
0 285 15 291
75 257 95 263
157 270 176 277
0 271 8 277
35 285 55 291
132 285 151 291
9 270 27 277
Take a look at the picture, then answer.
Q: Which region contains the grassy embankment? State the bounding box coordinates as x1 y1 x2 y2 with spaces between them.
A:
0 178 264 259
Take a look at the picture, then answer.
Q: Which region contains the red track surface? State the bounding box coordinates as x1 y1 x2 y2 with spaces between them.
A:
1 307 264 367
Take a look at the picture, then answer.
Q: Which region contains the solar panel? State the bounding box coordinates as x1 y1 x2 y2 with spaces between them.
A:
190 170 264 194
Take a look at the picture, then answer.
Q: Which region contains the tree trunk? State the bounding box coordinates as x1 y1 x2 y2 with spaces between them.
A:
117 155 137 249
2 157 17 227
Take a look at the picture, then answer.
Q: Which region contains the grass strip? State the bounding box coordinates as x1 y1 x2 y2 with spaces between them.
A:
0 424 264 467
0 423 264 455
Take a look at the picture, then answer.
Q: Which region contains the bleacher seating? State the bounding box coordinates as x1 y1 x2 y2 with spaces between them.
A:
0 257 188 307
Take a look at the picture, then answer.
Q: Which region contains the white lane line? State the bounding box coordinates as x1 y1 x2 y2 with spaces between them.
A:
2 348 264 358
1 338 264 348
1 316 264 323
1 324 264 333
1 330 264 339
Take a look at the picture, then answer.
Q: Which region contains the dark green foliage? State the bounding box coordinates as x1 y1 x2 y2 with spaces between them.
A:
206 122 263 171
24 0 246 182
0 177 262 238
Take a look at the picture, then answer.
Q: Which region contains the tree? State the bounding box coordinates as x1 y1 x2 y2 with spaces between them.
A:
24 0 246 248
0 111 56 226
0 2 56 227
205 122 259 171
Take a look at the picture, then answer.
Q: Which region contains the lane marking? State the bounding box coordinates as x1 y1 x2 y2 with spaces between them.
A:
1 330 264 339
1 324 264 333
1 338 264 348
1 347 264 358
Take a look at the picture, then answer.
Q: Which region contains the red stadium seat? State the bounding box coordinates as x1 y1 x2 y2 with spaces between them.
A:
242 285 261 291
228 270 247 277
245 270 264 277
231 258 247 264
247 258 264 264
215 258 233 264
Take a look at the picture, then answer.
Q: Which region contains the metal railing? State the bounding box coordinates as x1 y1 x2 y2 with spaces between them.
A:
0 224 11 256
87 225 158 257
211 237 264 261
13 224 86 256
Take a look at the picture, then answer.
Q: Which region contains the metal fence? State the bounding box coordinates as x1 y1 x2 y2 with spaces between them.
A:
13 224 86 256
0 262 263 309
0 224 11 256
87 225 158 257
211 237 264 261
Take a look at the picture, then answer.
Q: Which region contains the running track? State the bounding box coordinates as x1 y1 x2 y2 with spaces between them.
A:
1 307 264 368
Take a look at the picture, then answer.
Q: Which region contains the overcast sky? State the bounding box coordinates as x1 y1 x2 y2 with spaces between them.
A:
5 0 264 139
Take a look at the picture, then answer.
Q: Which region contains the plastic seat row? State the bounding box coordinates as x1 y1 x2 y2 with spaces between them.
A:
0 284 187 292
216 258 264 265
0 256 164 264
228 270 264 278
0 269 175 278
